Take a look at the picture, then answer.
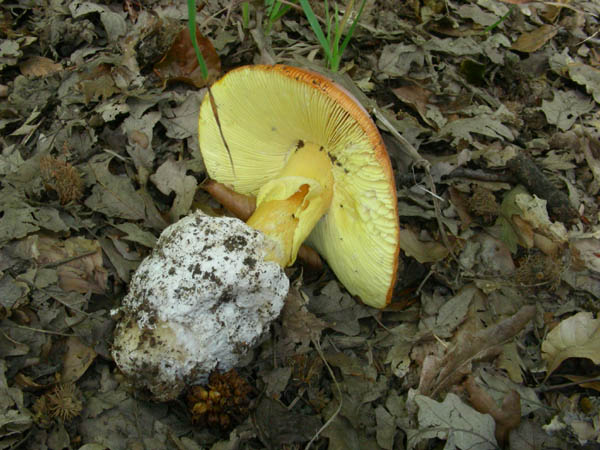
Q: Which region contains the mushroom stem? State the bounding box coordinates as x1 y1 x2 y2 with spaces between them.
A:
246 142 334 266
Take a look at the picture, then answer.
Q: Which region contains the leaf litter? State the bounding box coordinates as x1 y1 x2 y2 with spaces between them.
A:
0 0 600 448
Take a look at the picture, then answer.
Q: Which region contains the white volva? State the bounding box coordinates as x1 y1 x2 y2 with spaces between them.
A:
111 211 289 401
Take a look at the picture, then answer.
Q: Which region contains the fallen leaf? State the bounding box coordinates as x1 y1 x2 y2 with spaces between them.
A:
69 1 127 44
375 405 396 450
434 285 477 338
150 158 197 221
79 64 119 103
477 369 542 415
85 154 149 222
261 367 292 399
541 0 572 23
464 376 521 445
19 56 62 77
570 238 600 273
154 25 220 88
567 63 600 104
308 281 372 336
541 311 600 376
440 110 514 144
61 336 97 383
455 4 501 27
509 420 565 449
408 393 498 450
541 90 594 131
321 416 361 450
399 227 449 263
112 223 157 249
159 91 204 140
420 305 536 396
280 287 327 349
122 112 160 184
511 25 558 53
392 85 436 128
473 233 516 276
15 235 107 294
563 374 600 392
378 43 424 78
254 397 321 448
386 341 412 379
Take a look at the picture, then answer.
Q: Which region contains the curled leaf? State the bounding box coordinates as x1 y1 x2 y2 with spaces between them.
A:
153 25 220 88
420 304 536 396
541 312 600 376
464 376 521 445
511 25 558 53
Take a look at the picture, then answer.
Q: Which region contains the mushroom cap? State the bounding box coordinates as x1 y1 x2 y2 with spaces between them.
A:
112 211 289 401
199 65 399 308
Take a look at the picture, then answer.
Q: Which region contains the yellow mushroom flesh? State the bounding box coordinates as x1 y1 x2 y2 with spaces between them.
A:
246 141 334 266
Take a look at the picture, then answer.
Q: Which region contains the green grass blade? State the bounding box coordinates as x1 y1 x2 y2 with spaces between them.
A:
333 1 344 51
337 0 366 56
187 0 208 80
242 1 250 29
299 0 332 61
272 3 293 21
485 5 514 33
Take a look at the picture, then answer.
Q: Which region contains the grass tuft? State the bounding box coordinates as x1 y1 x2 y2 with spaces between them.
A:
187 0 209 80
299 0 367 72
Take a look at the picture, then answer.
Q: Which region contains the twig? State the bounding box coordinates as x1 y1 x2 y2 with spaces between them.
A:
445 167 514 183
304 339 342 450
39 250 99 269
416 269 434 295
6 324 76 337
538 376 600 392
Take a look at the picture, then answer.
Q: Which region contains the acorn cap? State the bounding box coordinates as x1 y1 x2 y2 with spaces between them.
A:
199 64 399 308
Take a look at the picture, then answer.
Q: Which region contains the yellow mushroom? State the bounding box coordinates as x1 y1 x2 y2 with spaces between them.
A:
199 65 400 308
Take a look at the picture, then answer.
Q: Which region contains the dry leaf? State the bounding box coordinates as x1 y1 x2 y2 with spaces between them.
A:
392 85 436 128
570 238 600 273
150 158 197 221
420 305 536 396
541 0 571 22
409 393 498 450
154 25 220 88
541 311 600 376
16 235 107 294
464 376 521 445
78 64 119 103
280 287 327 349
61 336 97 383
399 227 449 263
19 56 62 77
511 25 558 53
563 374 600 392
14 372 46 390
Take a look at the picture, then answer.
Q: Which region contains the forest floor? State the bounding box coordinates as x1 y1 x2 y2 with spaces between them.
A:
1 0 600 449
